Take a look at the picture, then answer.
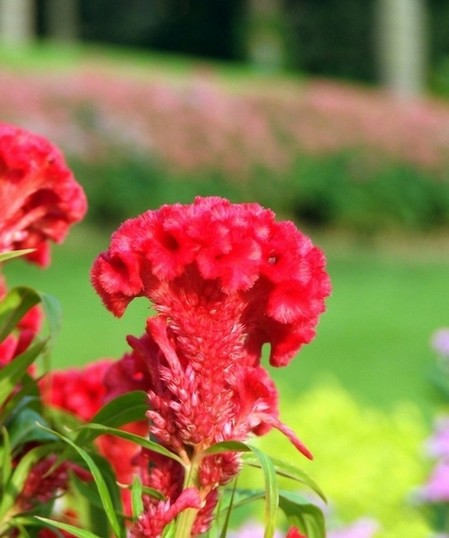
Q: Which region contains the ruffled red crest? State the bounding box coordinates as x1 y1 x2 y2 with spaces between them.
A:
0 123 87 266
91 197 331 365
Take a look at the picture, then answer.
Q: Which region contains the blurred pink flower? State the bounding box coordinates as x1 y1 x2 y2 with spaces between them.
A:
431 328 449 357
425 416 449 459
419 460 449 502
328 518 379 538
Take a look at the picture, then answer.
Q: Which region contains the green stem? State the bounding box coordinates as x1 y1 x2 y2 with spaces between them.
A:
174 454 202 538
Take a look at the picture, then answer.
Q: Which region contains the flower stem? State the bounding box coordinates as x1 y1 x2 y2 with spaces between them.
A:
174 454 202 538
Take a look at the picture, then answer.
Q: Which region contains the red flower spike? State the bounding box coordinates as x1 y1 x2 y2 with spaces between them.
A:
130 487 201 538
92 197 330 533
0 123 87 267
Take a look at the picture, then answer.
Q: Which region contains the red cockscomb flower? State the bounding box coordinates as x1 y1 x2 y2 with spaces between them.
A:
0 123 87 267
91 197 330 535
92 197 330 366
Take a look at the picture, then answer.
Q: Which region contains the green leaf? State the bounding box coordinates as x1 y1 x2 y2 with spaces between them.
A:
0 286 41 343
248 445 278 538
0 426 12 485
218 478 238 538
37 424 125 538
77 423 185 467
0 377 41 424
131 476 144 519
7 408 57 449
0 249 35 263
0 339 47 408
39 292 62 345
162 521 176 538
70 455 126 527
203 440 252 455
75 391 148 446
245 454 327 502
140 485 165 501
204 441 279 537
35 517 102 538
0 442 60 520
217 488 265 514
278 490 326 538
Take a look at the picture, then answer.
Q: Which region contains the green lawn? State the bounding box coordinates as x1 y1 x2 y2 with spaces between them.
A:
4 225 449 418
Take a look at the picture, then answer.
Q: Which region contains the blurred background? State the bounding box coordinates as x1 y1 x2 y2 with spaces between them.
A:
2 1 449 535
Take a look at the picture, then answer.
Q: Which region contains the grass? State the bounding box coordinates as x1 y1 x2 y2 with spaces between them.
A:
0 40 303 88
4 224 449 418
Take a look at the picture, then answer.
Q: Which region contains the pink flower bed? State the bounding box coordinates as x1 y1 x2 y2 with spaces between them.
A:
1 67 449 177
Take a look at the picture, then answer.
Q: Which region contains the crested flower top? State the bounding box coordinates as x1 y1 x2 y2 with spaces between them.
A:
0 123 87 266
91 196 331 367
91 197 331 534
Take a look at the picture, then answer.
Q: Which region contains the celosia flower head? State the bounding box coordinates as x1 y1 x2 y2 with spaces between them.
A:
92 198 330 533
0 123 87 266
92 196 330 367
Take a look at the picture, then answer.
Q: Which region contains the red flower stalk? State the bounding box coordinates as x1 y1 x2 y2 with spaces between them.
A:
0 123 87 267
92 197 331 535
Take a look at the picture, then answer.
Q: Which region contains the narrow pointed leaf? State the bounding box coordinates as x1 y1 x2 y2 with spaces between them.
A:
37 424 124 538
203 440 251 455
245 455 327 502
0 339 47 408
7 408 57 449
75 391 148 446
0 427 12 485
219 478 238 538
249 445 278 538
278 490 326 538
35 517 101 538
0 286 41 342
131 476 144 519
39 292 62 344
0 377 40 424
77 423 185 466
0 443 60 520
0 249 35 263
217 488 265 514
204 441 279 537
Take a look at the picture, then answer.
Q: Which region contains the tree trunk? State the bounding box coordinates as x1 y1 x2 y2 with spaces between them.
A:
376 0 427 98
246 0 289 72
45 0 78 42
0 0 35 46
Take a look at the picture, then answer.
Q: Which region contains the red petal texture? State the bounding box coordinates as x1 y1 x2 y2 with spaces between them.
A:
130 487 201 538
0 123 87 266
91 196 330 366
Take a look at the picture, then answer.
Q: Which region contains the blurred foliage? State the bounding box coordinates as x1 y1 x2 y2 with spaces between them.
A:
238 382 431 538
34 0 449 87
74 0 245 61
284 0 377 82
72 151 449 236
